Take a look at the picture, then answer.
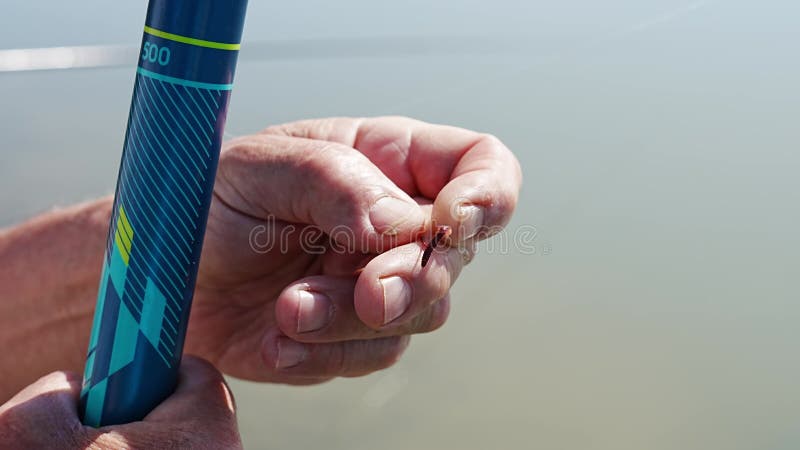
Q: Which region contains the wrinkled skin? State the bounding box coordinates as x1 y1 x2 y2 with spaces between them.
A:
187 117 522 384
0 357 241 450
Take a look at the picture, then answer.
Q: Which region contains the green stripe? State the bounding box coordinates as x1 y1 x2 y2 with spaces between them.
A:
116 219 132 252
118 205 134 239
114 231 130 265
137 67 233 91
144 26 240 50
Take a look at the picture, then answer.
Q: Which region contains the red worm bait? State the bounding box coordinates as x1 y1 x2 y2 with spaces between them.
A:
421 225 453 268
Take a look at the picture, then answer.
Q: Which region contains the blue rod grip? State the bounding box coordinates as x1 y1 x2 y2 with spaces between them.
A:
80 0 248 427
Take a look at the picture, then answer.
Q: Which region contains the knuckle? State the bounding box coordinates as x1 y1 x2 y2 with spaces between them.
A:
299 143 363 196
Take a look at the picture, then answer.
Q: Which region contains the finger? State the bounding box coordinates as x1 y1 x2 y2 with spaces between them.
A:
261 329 410 378
92 357 240 449
274 275 451 342
0 371 81 414
144 356 237 424
0 371 88 449
264 116 522 242
216 134 427 253
354 242 472 330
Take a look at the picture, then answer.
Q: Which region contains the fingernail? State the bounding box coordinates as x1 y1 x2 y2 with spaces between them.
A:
457 205 484 240
296 290 333 333
276 337 307 369
370 196 421 236
380 276 413 325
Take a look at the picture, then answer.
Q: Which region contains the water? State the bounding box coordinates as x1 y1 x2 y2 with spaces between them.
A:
2 1 800 448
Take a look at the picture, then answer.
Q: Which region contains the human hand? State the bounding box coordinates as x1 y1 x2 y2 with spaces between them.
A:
0 356 240 449
188 116 522 384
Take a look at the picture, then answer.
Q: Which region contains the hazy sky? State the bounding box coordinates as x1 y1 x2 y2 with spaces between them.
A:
8 0 798 48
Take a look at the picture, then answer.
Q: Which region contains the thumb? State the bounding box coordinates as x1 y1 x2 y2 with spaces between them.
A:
0 371 89 449
216 134 427 252
140 356 240 447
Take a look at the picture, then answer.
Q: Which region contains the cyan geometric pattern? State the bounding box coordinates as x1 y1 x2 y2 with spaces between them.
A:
81 70 224 426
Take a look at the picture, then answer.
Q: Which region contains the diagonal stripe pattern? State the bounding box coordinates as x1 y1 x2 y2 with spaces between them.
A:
82 71 226 426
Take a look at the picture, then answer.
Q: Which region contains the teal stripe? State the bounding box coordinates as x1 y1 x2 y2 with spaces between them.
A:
108 245 128 297
163 315 178 334
124 105 198 248
137 76 207 181
140 76 208 170
116 171 188 304
180 84 216 141
131 82 205 199
136 67 233 90
161 327 176 345
161 82 210 157
83 350 95 388
133 80 205 195
141 279 168 353
127 110 202 216
128 117 197 241
89 262 110 351
115 169 189 300
108 303 138 375
125 126 196 260
207 89 220 109
196 87 217 122
83 378 108 427
127 272 180 326
169 83 213 148
115 171 189 296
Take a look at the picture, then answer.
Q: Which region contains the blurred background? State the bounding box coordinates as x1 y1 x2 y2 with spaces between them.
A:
2 1 799 448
